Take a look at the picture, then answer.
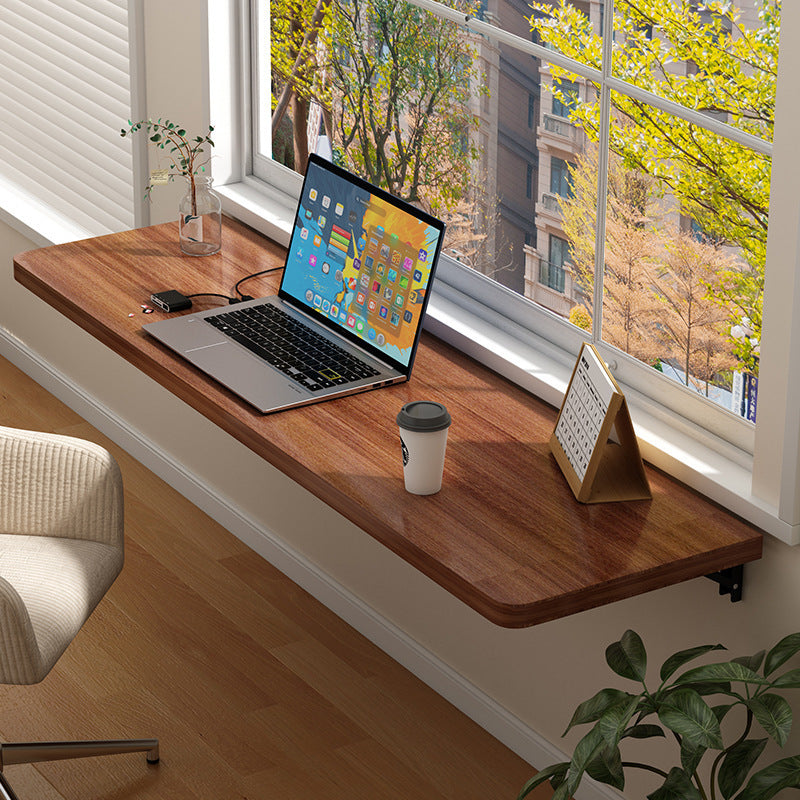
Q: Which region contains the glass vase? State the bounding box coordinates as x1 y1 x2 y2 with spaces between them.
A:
179 175 222 256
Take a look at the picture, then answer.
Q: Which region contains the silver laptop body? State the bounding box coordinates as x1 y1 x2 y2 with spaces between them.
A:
144 154 445 414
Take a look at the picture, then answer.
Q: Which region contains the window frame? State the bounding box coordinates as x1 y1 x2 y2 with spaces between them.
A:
208 0 800 545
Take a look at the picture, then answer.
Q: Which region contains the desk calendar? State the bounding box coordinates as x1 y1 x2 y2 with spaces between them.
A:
550 343 650 504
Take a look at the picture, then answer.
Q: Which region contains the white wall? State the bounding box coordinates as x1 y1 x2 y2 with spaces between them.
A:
4 2 800 798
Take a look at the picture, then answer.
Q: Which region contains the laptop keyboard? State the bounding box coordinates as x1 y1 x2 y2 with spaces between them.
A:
204 304 381 392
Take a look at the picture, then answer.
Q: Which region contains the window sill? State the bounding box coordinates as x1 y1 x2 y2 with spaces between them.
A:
0 180 95 249
217 177 796 546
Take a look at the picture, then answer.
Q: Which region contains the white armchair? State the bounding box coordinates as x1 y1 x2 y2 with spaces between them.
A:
0 426 158 799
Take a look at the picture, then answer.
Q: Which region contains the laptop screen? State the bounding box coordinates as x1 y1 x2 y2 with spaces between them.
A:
279 154 445 373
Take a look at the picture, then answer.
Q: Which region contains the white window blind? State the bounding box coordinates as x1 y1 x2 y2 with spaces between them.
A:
0 0 135 240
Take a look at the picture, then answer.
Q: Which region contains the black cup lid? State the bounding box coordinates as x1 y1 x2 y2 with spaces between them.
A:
397 401 451 432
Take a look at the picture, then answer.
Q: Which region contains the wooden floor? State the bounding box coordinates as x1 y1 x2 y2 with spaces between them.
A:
0 355 551 800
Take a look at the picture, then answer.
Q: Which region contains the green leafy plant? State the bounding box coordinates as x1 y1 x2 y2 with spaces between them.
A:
120 118 215 214
519 630 800 800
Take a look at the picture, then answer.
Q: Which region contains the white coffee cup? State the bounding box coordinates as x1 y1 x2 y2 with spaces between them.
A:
396 401 452 495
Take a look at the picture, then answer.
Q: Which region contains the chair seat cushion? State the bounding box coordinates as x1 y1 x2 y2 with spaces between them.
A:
0 534 122 684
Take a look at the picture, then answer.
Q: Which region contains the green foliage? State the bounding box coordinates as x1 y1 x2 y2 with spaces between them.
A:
270 0 482 212
121 118 215 199
519 630 800 800
324 0 482 210
530 0 780 373
568 304 592 331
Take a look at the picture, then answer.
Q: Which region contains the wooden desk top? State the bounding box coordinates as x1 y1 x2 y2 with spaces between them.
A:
14 218 763 627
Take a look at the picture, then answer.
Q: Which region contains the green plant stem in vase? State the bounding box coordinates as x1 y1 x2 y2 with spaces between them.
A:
121 118 221 255
519 629 800 800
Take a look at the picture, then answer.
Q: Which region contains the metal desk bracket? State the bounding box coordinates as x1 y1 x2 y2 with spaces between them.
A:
706 565 744 602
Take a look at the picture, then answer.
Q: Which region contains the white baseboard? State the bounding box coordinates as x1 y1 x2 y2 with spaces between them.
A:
0 328 620 800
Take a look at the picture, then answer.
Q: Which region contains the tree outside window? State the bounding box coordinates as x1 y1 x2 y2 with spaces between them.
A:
530 0 779 418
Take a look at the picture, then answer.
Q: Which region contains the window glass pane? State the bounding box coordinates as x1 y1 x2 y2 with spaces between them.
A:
528 0 603 68
268 0 543 293
612 0 779 144
598 90 767 411
527 1 776 423
264 0 777 426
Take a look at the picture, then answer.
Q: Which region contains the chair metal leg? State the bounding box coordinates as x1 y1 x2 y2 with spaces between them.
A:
0 739 160 769
0 772 19 800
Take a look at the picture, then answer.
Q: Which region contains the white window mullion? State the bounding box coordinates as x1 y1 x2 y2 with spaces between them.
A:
591 0 616 346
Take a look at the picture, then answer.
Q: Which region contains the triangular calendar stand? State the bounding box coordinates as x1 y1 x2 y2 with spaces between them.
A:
550 343 651 504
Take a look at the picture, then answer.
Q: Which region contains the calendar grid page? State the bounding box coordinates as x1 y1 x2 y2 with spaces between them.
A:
554 346 616 482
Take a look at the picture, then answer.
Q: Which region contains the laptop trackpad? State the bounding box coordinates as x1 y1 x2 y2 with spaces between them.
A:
187 341 308 410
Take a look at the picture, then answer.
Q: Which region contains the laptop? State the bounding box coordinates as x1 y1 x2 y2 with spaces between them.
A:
144 154 446 414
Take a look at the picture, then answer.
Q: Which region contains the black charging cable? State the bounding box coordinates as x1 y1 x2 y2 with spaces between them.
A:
182 266 285 306
233 267 284 301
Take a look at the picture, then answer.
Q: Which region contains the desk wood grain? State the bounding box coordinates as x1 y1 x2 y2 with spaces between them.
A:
13 218 762 627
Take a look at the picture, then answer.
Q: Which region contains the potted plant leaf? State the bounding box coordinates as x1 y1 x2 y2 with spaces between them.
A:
519 629 800 800
121 118 221 255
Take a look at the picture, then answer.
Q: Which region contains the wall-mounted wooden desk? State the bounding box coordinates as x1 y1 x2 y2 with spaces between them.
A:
13 218 762 627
